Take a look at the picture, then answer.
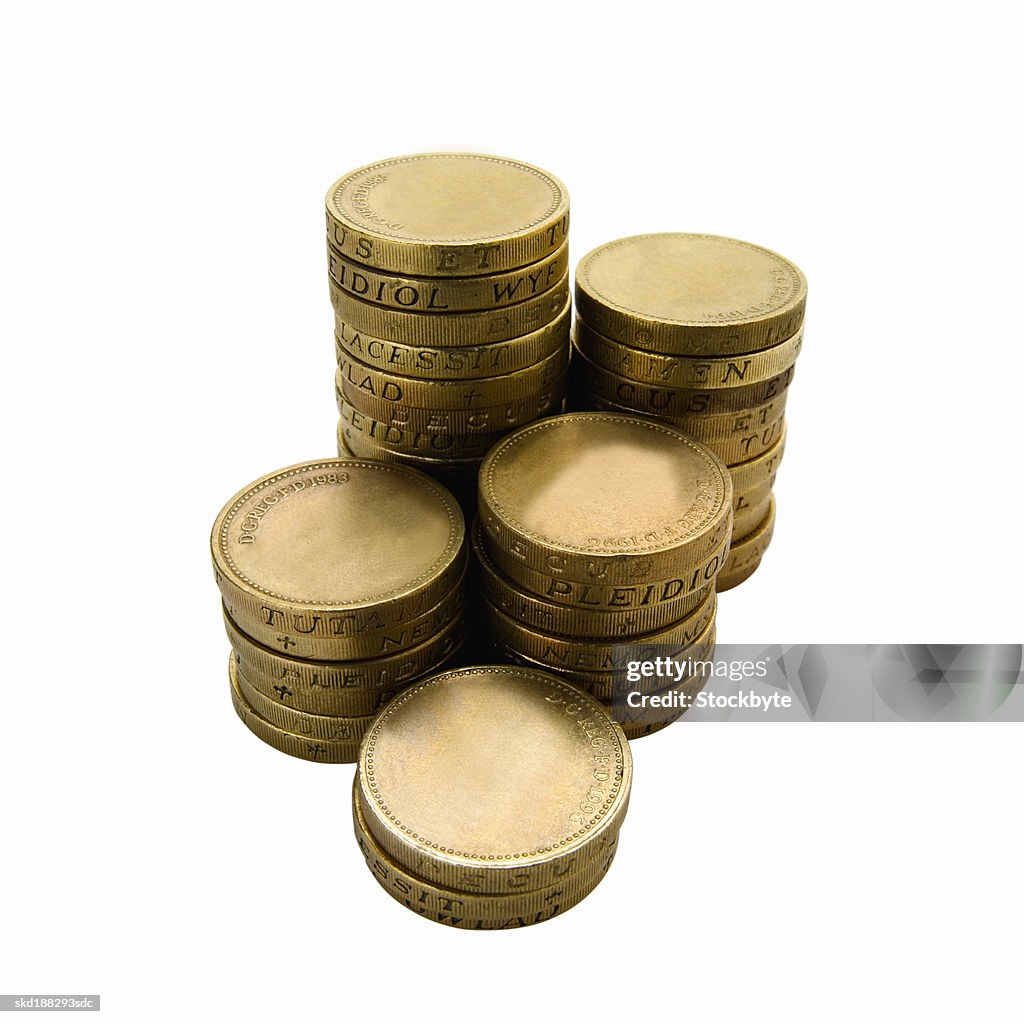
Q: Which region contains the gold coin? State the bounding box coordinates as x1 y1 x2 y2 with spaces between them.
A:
335 299 570 380
229 657 360 763
223 608 463 717
337 343 568 410
581 396 786 466
233 657 376 744
483 589 717 668
482 519 732 609
478 412 732 585
339 400 505 459
337 417 482 476
495 623 717 701
328 242 569 313
357 666 631 893
718 496 777 591
732 483 773 538
352 782 616 927
325 153 569 276
570 337 797 414
471 521 713 636
338 370 566 433
330 272 568 345
211 459 465 660
575 233 806 355
575 318 804 388
728 424 786 494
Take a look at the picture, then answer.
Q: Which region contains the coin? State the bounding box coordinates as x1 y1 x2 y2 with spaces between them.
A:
223 608 463 716
357 665 631 892
328 242 569 313
483 589 717 667
325 153 569 276
478 412 733 585
233 657 376 743
575 318 804 388
482 521 731 609
472 521 713 636
338 371 566 433
335 299 570 380
728 425 786 494
337 416 482 475
211 459 465 659
229 657 361 763
717 496 777 591
575 233 806 355
570 338 797 414
732 483 773 538
337 343 568 409
352 781 616 927
330 272 568 345
581 395 786 465
339 400 506 459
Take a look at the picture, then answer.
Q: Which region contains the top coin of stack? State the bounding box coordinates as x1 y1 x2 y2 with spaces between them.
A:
475 412 732 736
326 153 572 504
570 234 806 590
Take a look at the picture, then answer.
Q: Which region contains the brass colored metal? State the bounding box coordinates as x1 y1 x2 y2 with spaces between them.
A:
233 657 376 744
223 608 463 716
339 400 505 460
471 522 713 636
336 344 568 410
352 782 616 927
728 425 787 494
483 521 732 609
337 416 483 477
483 590 717 668
338 371 566 434
211 459 466 660
357 666 631 893
718 496 777 592
582 395 786 465
328 242 569 313
229 658 361 763
330 272 568 346
575 233 806 355
496 623 717 701
478 413 733 586
325 153 569 277
574 319 804 389
335 300 570 380
732 484 773 539
570 340 797 415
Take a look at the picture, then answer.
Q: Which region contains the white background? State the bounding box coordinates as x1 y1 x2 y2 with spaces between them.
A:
2 2 1021 1022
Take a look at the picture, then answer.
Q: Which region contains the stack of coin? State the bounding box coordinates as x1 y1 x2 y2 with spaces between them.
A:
571 233 806 589
211 459 466 762
353 666 630 929
475 412 732 736
326 153 572 507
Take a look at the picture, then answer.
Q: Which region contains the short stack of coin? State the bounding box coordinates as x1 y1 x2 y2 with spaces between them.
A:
326 153 572 506
211 459 466 762
571 233 806 589
353 666 630 929
475 412 732 737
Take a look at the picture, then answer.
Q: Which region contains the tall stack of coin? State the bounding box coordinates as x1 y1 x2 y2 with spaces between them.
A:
475 413 732 737
211 459 466 762
326 153 571 507
571 233 806 589
353 666 630 929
